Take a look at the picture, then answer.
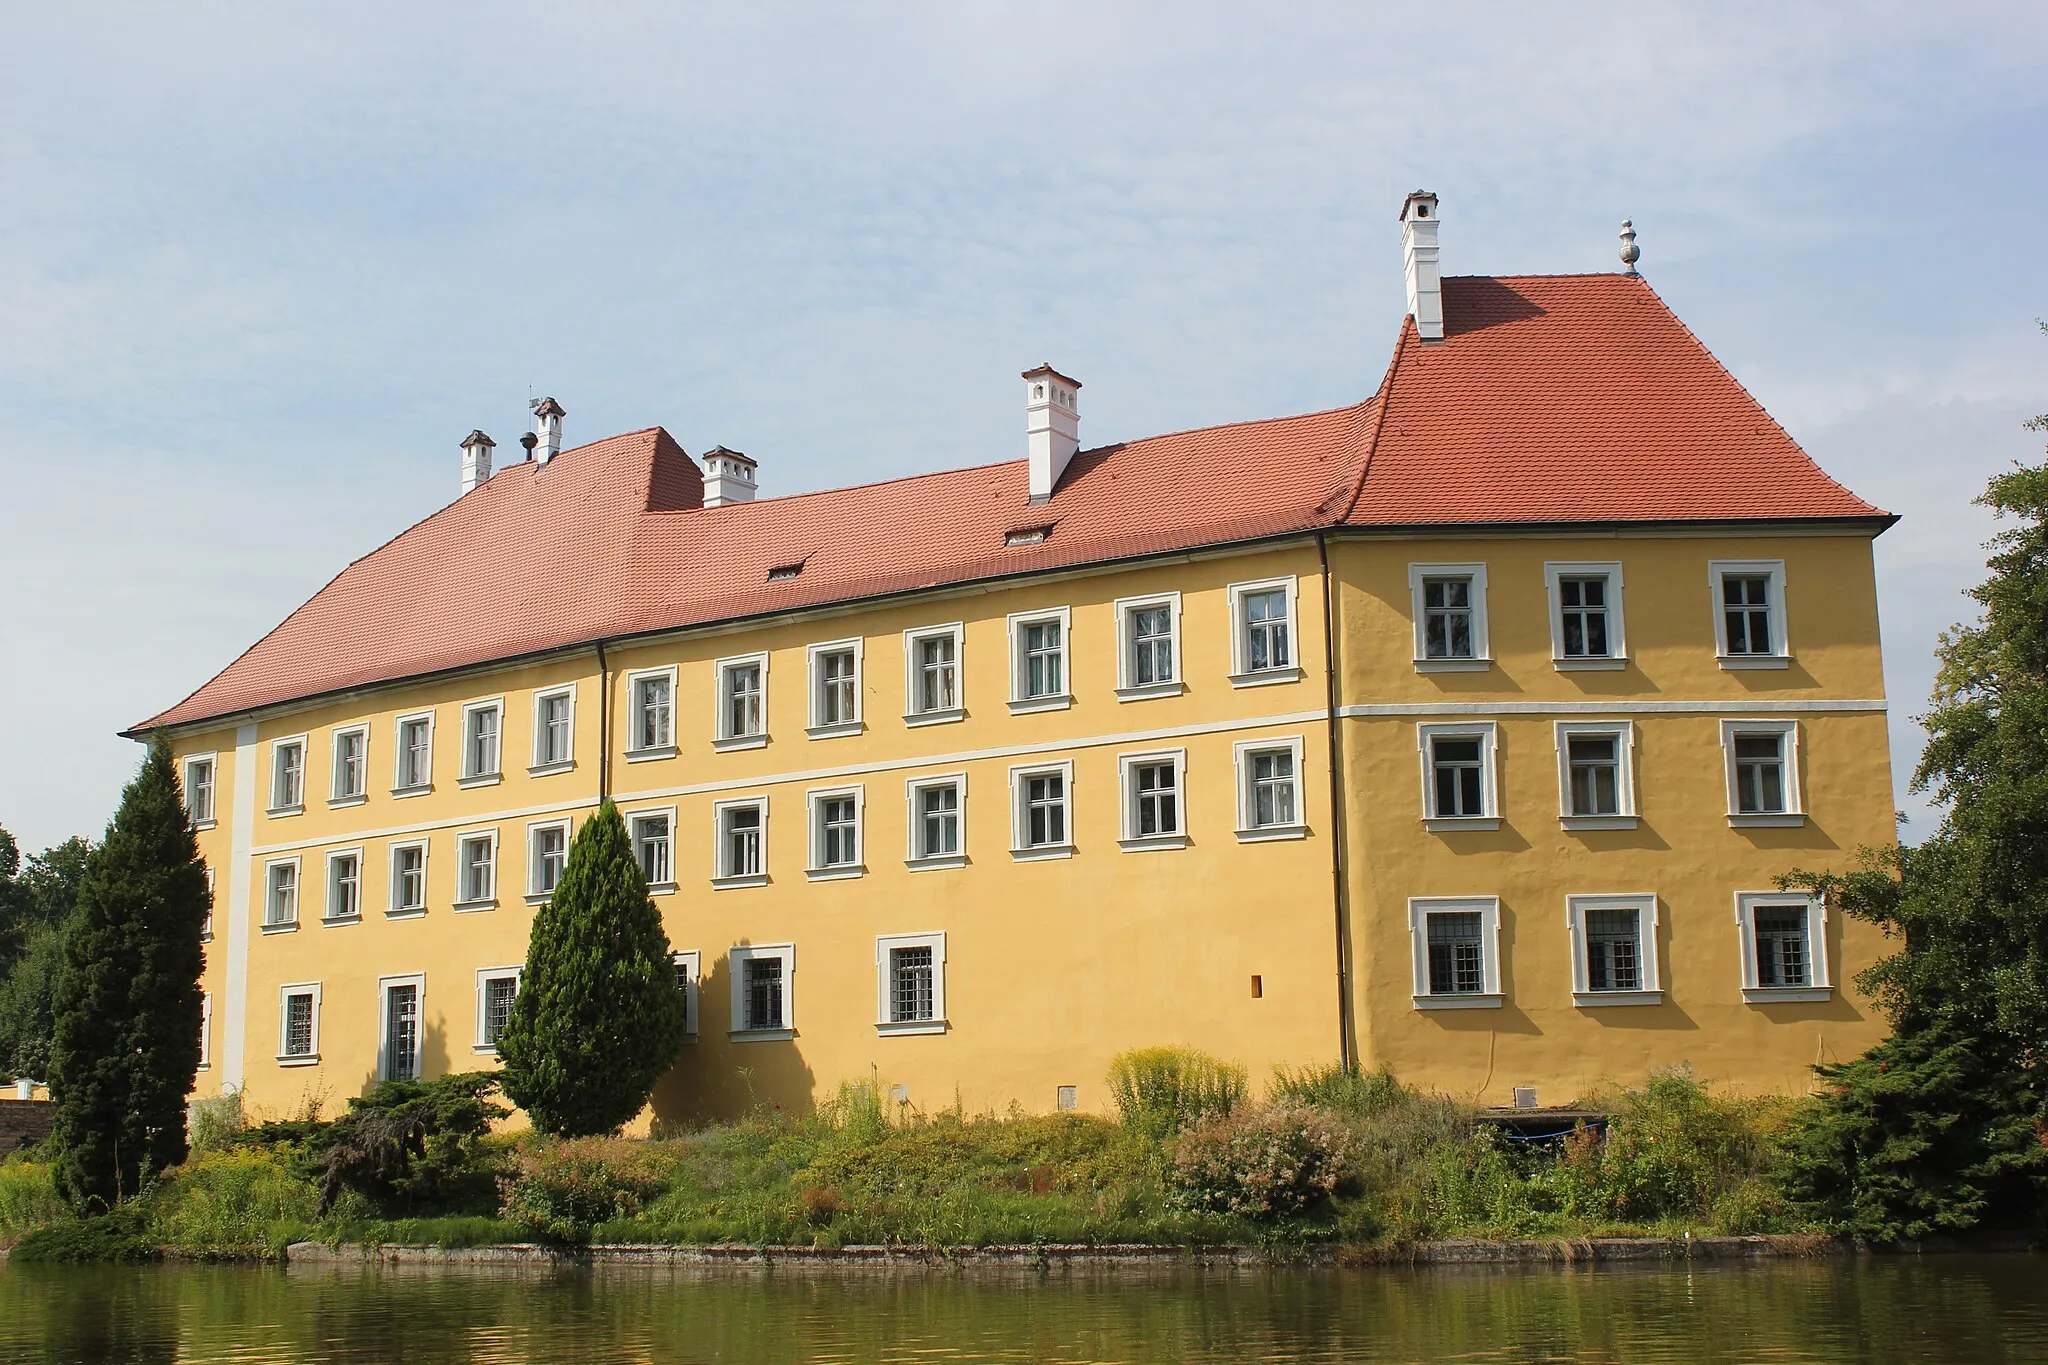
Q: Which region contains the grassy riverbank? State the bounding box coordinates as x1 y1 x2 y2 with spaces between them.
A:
0 1064 1815 1261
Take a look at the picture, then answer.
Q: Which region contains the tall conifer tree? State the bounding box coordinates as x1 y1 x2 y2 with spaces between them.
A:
496 800 688 1136
48 736 211 1211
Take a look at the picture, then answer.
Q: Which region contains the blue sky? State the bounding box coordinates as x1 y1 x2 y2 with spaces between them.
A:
2 2 2043 852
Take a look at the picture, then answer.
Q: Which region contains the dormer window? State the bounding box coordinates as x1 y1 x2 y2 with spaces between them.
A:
1005 525 1052 548
767 562 804 582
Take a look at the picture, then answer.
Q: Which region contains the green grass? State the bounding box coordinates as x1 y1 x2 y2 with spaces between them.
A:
0 1159 68 1243
143 1149 318 1259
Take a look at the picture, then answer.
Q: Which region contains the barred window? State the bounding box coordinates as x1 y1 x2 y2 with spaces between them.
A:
1753 907 1810 988
744 956 785 1031
282 992 315 1057
384 982 420 1081
889 946 935 1024
1584 907 1641 992
1426 912 1485 995
481 976 518 1045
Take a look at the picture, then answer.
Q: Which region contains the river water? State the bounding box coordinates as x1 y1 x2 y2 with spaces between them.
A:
1 1255 2043 1363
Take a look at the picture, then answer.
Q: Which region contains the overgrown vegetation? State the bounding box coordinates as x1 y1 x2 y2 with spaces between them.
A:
1106 1046 1248 1140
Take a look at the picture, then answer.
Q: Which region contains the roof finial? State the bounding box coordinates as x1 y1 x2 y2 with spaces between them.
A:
1619 218 1641 276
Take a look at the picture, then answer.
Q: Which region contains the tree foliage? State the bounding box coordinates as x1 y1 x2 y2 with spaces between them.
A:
0 828 92 1079
495 800 688 1137
47 737 212 1211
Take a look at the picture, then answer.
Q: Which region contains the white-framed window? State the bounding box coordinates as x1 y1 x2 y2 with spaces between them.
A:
672 950 702 1039
388 840 428 916
1118 748 1187 851
1721 719 1803 825
1228 577 1301 685
905 772 967 868
527 820 569 900
1114 592 1183 700
730 942 795 1038
277 982 321 1064
531 685 577 773
902 623 965 725
1710 560 1790 668
453 829 498 908
393 711 435 793
1408 896 1503 1008
1555 721 1637 829
474 966 521 1052
378 973 425 1082
1007 607 1072 713
1735 891 1831 1002
1409 563 1490 670
1010 759 1074 860
714 652 769 750
806 786 865 879
269 735 307 814
183 753 217 827
1417 723 1500 829
1566 893 1662 1005
629 808 676 891
806 639 864 738
626 667 677 759
1233 736 1307 840
324 849 364 922
198 992 212 1069
876 930 947 1035
1545 562 1626 668
460 699 503 784
330 725 369 804
263 856 301 929
201 867 214 940
713 797 768 886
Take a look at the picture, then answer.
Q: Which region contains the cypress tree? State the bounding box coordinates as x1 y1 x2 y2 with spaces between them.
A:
496 799 688 1137
48 736 211 1211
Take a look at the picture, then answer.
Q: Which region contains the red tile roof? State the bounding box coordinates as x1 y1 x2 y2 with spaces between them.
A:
134 275 1886 733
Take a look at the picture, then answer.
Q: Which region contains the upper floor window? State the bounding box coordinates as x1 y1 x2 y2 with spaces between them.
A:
532 687 575 771
807 640 863 737
331 727 368 803
1545 562 1626 668
393 713 434 793
1418 723 1499 828
269 737 306 814
1409 564 1490 670
1228 578 1300 685
630 810 674 890
627 668 676 757
807 787 864 879
454 830 497 908
903 624 964 724
389 841 428 916
1736 892 1830 1001
1567 894 1661 1005
1115 592 1183 699
713 798 768 886
1234 737 1306 840
528 821 568 899
325 850 362 922
1722 720 1802 825
264 858 300 928
1119 750 1187 851
460 700 502 783
183 755 216 826
1555 722 1638 829
1710 560 1790 668
906 774 966 866
715 655 768 750
1010 760 1074 859
1408 896 1503 1008
1007 608 1072 713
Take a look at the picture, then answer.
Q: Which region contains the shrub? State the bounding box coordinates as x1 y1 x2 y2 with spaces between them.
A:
1168 1105 1356 1221
145 1148 317 1257
1269 1064 1407 1118
189 1090 247 1154
0 1159 67 1241
501 1137 678 1243
264 1072 507 1217
11 1207 157 1263
1107 1047 1247 1140
1597 1066 1775 1222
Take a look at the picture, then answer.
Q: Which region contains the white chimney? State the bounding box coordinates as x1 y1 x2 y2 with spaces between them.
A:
1400 191 1443 343
702 445 758 507
459 429 495 496
532 396 566 464
1023 364 1081 502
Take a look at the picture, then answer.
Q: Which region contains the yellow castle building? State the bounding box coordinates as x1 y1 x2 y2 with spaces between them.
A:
137 195 1897 1124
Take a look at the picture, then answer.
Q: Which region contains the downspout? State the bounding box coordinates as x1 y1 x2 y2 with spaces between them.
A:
596 640 612 804
1317 530 1355 1073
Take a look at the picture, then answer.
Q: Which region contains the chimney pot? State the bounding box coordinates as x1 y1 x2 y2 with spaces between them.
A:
1022 364 1082 502
459 429 496 496
530 396 566 464
702 444 758 507
1400 191 1444 342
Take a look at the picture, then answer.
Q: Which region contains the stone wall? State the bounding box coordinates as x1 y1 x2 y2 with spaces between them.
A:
0 1099 55 1154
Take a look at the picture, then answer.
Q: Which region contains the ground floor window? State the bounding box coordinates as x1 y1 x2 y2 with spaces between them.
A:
1407 897 1503 1008
474 967 520 1050
380 975 425 1080
1736 892 1831 1001
876 931 947 1035
277 983 321 1064
730 944 795 1036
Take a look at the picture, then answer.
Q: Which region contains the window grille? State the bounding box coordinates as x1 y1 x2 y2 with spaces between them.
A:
1244 589 1291 670
1422 577 1475 659
1584 907 1641 991
890 946 935 1023
537 693 571 765
482 976 517 1045
1130 606 1174 684
1558 576 1611 657
633 815 672 885
1754 907 1810 987
635 676 672 750
723 806 763 877
1723 574 1774 654
1430 737 1486 817
533 826 566 894
1567 734 1621 816
744 957 784 1031
724 663 763 738
1734 733 1787 813
915 636 957 713
1133 761 1179 837
1024 773 1066 846
385 983 420 1081
1023 620 1063 697
818 650 856 725
1251 749 1297 827
919 784 959 857
283 993 315 1057
1426 912 1485 994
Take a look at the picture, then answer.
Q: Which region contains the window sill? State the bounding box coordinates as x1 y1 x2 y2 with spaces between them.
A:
1425 817 1502 833
260 921 300 935
1114 681 1184 702
457 773 502 789
903 707 965 728
385 907 427 920
1236 825 1308 842
1742 986 1832 1004
646 881 678 897
1718 656 1792 671
528 759 576 778
1561 815 1640 832
711 874 769 890
876 1020 949 1037
266 805 304 819
1728 813 1805 828
1229 667 1303 688
1574 990 1664 1007
729 1028 796 1043
1413 658 1492 674
1117 835 1188 852
712 734 768 753
524 892 554 906
805 865 865 882
471 1044 498 1056
1007 694 1073 715
905 854 967 871
389 784 433 800
1413 993 1504 1011
320 914 362 928
452 898 498 913
327 794 367 810
276 1054 320 1067
200 932 213 944
1011 844 1075 862
1553 657 1628 672
624 746 677 763
192 818 218 833
805 721 864 740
